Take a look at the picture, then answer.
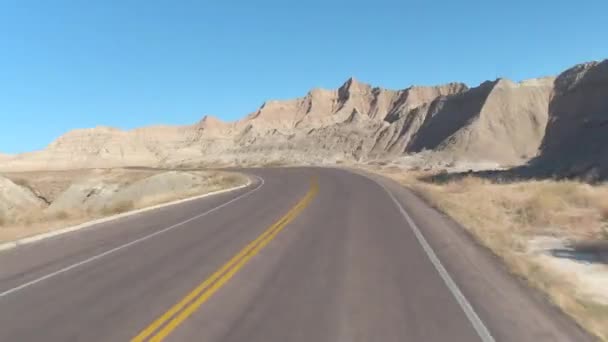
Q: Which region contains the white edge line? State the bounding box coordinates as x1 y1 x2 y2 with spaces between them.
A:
0 242 17 252
375 178 495 342
0 176 265 299
0 176 254 251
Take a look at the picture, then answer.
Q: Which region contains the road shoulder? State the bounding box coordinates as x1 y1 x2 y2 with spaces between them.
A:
351 168 593 342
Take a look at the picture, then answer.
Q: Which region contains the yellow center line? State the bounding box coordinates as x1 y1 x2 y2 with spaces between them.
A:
132 178 319 342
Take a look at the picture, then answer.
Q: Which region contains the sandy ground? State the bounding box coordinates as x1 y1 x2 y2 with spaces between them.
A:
0 168 247 243
530 237 608 305
2 169 158 206
367 165 608 341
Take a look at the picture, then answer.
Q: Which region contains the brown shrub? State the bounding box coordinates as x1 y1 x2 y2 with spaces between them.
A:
262 160 287 167
53 210 69 220
541 181 592 208
12 178 30 188
515 192 565 226
599 202 608 222
101 200 135 215
442 176 490 194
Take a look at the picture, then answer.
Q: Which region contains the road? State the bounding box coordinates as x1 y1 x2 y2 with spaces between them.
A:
0 168 593 341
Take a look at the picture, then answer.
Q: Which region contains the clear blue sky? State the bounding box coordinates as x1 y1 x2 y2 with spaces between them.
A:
1 0 606 153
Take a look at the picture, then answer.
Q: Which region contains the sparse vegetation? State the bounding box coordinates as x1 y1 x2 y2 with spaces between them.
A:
0 169 247 243
600 203 608 222
53 210 70 220
102 200 135 215
210 173 247 188
375 167 608 341
411 177 608 240
12 178 30 188
261 160 288 167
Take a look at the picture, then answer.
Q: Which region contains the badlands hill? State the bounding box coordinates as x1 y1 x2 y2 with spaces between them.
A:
0 59 607 179
526 60 608 180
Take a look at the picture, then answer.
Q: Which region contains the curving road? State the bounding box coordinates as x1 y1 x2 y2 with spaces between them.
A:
0 168 592 341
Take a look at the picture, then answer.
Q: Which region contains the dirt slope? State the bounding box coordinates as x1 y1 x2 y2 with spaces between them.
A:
0 169 246 241
406 77 553 164
0 176 45 224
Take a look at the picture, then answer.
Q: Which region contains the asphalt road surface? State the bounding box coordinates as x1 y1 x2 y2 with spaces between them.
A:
0 168 593 341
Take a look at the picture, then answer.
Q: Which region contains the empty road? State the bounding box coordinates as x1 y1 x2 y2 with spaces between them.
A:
0 168 592 341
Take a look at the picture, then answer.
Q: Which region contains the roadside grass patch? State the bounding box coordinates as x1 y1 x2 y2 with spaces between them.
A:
53 210 70 220
261 160 288 167
12 178 30 188
102 200 135 215
0 169 248 245
373 167 608 341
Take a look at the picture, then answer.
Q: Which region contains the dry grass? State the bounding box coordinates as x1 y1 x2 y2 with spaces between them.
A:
53 210 70 220
260 160 289 167
599 203 608 222
375 167 608 340
101 200 135 216
12 178 30 188
2 169 156 204
134 191 204 209
7 208 83 228
412 177 608 240
209 173 247 188
135 172 246 209
0 169 248 243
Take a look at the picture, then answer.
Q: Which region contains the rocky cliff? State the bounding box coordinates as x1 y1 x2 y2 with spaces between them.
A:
527 60 608 180
1 59 607 179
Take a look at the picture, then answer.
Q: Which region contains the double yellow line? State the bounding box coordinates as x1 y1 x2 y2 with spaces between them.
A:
132 178 319 342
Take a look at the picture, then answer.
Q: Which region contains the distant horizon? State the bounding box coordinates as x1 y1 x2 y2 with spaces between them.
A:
0 57 603 155
2 1 607 154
